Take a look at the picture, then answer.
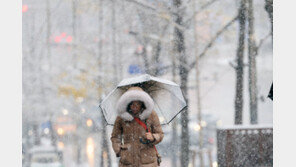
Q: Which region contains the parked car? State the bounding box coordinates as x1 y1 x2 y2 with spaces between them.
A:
28 145 63 167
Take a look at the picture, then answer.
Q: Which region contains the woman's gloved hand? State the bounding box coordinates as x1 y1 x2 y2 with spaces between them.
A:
145 132 155 141
116 150 121 157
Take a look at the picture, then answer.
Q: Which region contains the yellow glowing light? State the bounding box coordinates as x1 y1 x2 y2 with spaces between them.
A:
62 109 68 115
194 124 201 131
57 128 64 136
58 141 64 149
213 161 218 167
201 120 207 127
58 85 86 98
216 120 222 127
87 137 94 155
86 119 93 127
86 137 95 167
76 97 84 103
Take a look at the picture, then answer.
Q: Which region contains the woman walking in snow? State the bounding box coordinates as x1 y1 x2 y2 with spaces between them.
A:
111 86 164 167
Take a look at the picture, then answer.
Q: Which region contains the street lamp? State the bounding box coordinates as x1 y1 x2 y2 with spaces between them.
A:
57 128 64 136
86 119 93 127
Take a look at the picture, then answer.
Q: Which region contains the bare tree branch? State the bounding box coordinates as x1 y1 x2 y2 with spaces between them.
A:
255 32 272 55
184 0 221 25
229 61 237 70
125 0 157 11
125 0 187 31
199 0 221 11
128 31 171 43
189 15 238 70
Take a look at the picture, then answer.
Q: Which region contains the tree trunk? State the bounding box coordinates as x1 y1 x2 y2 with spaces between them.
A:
72 0 77 68
247 0 258 124
265 0 273 38
180 71 189 167
117 0 125 80
192 0 204 166
46 0 51 64
112 0 118 83
173 0 189 166
142 47 151 74
152 40 161 76
170 48 179 167
234 0 247 125
97 1 111 166
45 0 54 146
100 116 111 167
49 115 57 146
33 124 40 145
152 24 168 76
97 1 103 166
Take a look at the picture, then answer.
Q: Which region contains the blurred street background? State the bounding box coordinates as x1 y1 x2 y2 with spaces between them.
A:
22 0 273 166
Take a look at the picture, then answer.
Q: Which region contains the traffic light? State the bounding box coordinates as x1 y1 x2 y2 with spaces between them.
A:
53 33 73 43
54 36 62 43
61 32 67 38
66 36 72 43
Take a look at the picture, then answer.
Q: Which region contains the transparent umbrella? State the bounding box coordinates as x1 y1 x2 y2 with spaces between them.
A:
99 74 187 125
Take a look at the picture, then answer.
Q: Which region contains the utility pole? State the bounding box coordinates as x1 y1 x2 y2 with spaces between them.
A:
192 0 204 166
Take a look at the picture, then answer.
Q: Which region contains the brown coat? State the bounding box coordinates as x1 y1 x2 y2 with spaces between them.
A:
111 87 164 167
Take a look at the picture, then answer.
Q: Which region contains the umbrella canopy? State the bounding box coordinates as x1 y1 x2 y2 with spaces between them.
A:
99 74 187 125
268 83 273 100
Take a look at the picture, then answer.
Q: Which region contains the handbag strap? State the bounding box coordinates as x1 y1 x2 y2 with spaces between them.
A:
134 117 159 155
